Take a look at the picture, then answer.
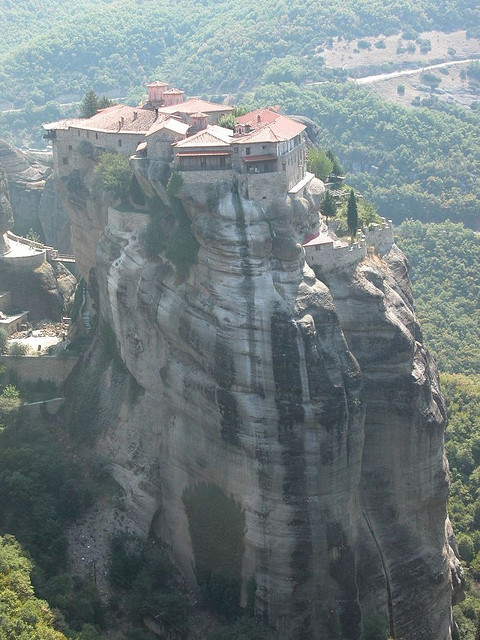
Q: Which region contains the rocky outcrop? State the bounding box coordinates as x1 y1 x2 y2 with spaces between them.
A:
0 140 71 252
0 167 14 253
59 157 462 640
0 171 76 320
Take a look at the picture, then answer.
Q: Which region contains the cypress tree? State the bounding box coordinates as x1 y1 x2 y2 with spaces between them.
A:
347 189 358 239
321 189 337 222
80 90 99 118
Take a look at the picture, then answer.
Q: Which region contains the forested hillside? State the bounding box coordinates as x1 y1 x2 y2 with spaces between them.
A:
1 0 478 106
2 0 478 227
395 220 480 373
396 220 480 639
253 83 480 227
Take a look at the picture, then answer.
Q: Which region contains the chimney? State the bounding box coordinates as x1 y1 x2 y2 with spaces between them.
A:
155 108 159 121
120 117 125 127
133 111 137 121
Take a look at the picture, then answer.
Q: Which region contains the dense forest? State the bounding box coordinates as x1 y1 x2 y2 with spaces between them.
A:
253 83 480 227
395 221 480 639
1 0 478 105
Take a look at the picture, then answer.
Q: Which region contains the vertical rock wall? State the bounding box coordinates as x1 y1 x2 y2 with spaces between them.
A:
59 159 462 639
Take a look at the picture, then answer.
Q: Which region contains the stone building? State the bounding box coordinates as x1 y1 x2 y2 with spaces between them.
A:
44 81 310 202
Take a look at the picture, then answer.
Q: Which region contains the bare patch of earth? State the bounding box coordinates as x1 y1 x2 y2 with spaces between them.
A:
322 30 480 72
359 62 480 109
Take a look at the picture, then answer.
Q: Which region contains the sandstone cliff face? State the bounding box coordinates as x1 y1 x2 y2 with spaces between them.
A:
0 171 76 321
0 140 71 252
61 159 462 639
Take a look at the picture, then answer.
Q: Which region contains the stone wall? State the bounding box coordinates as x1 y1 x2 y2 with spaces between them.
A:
364 218 394 253
107 207 150 233
306 239 367 272
0 291 11 313
0 354 78 385
305 219 395 274
238 171 288 202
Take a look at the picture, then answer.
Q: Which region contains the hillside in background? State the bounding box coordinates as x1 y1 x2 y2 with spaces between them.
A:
1 0 478 108
395 220 480 639
1 0 478 229
253 83 479 227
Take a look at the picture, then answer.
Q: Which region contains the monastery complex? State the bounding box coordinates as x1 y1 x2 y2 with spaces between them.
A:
44 81 310 198
43 81 393 273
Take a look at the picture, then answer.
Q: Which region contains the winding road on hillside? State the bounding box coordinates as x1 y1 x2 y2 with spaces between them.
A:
353 58 475 84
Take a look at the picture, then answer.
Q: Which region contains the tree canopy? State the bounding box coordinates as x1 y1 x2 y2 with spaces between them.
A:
0 534 67 639
347 189 358 237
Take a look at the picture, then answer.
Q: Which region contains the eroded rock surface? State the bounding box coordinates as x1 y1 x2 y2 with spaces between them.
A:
0 140 71 251
60 158 462 639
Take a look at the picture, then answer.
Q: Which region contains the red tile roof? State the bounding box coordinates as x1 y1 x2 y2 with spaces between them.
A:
74 104 159 133
236 108 280 127
234 109 305 144
303 233 334 247
158 98 234 115
175 126 232 148
163 88 185 95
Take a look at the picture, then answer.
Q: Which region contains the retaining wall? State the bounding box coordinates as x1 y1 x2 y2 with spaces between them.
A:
364 219 394 253
108 207 150 233
306 240 366 272
0 355 78 385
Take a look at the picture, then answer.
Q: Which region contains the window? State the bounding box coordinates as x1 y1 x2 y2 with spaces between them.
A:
95 132 98 140
246 148 251 156
62 157 68 165
68 145 72 150
77 130 80 137
118 139 122 147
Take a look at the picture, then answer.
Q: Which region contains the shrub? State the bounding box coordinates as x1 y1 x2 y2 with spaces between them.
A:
374 40 386 49
166 171 184 199
95 153 133 205
397 84 405 96
0 328 7 353
420 71 441 89
357 40 371 50
307 148 333 181
8 341 28 356
363 609 389 640
165 223 199 280
2 384 20 399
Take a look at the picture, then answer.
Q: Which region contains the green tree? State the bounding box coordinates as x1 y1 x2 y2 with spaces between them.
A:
347 189 358 238
307 148 333 181
0 534 67 639
326 149 344 176
80 90 100 118
0 327 7 353
218 114 237 130
80 90 113 118
95 152 133 205
321 189 336 222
